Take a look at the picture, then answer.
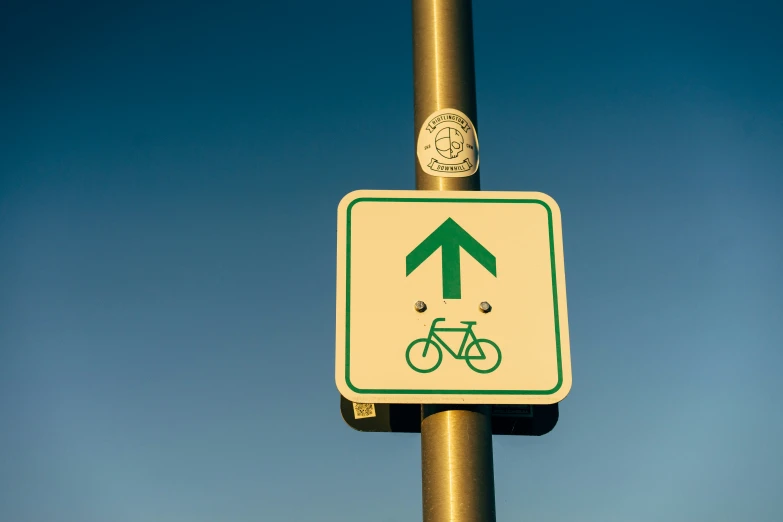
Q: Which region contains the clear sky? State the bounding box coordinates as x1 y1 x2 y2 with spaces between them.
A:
2 1 782 521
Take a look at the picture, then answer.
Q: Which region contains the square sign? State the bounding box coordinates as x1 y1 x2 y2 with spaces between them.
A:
335 190 572 405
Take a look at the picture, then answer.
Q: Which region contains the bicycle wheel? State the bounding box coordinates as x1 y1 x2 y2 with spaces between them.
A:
405 338 443 373
464 338 502 374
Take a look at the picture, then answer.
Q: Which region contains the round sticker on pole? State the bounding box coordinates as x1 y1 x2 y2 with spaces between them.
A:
417 108 479 178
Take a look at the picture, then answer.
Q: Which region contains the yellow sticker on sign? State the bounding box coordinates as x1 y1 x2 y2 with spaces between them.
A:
335 190 572 405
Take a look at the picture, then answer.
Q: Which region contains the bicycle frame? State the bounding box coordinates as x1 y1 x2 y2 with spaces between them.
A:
426 318 482 360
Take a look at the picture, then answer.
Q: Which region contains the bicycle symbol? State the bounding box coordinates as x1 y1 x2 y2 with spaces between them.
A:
406 318 502 374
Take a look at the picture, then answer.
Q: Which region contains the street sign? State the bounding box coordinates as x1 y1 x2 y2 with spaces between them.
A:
339 395 559 436
335 190 571 405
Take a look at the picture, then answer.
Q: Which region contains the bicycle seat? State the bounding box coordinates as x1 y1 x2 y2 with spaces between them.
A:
460 321 477 326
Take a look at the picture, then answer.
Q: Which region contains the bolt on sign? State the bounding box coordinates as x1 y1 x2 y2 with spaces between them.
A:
335 190 572 405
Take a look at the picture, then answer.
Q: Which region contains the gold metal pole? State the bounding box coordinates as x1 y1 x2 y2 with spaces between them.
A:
413 1 496 521
421 404 496 522
413 0 480 191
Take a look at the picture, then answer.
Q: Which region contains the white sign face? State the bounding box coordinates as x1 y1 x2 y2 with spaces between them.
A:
335 190 572 405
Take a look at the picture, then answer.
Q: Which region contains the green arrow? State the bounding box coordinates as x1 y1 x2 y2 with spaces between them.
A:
406 218 496 299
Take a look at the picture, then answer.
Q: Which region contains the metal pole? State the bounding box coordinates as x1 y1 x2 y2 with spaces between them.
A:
414 0 481 191
413 1 496 521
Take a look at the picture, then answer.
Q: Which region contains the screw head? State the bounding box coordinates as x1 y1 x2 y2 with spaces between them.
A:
479 301 492 313
414 301 427 313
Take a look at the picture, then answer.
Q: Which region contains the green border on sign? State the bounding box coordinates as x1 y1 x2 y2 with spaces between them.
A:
344 197 563 396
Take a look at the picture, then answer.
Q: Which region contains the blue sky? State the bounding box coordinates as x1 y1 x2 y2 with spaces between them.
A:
2 1 782 521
